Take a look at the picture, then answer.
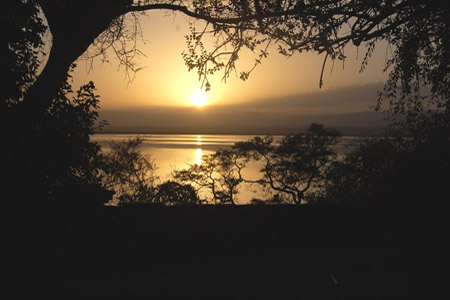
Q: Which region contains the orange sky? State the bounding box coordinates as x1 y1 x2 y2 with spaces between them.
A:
70 10 388 110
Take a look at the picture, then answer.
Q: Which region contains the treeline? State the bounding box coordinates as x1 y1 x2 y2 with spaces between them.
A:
96 123 340 206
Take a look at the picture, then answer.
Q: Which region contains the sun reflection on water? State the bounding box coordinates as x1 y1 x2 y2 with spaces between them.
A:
196 136 202 165
195 148 203 165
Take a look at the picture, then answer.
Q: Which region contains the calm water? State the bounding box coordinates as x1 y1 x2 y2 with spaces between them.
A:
91 134 357 203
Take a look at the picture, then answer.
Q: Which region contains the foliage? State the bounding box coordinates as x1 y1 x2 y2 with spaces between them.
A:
98 137 159 205
154 181 200 206
235 124 341 204
0 0 46 106
250 193 290 205
321 108 450 207
98 139 203 206
376 1 450 113
173 149 249 204
320 137 401 205
1 78 107 205
0 2 110 205
38 80 106 186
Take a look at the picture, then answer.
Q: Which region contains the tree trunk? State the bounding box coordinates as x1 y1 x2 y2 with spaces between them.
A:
291 192 299 205
229 188 235 205
22 0 132 116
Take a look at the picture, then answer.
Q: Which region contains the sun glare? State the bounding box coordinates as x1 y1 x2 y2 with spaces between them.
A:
191 90 207 107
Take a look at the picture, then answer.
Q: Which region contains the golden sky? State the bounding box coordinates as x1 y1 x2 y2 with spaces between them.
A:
71 10 388 110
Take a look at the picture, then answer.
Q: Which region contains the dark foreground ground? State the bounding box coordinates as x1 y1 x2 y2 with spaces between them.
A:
1 204 449 299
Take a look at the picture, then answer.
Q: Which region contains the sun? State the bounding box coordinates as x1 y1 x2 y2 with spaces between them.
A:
191 89 207 107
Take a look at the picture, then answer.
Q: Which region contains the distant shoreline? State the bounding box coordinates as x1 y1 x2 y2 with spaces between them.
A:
94 126 384 136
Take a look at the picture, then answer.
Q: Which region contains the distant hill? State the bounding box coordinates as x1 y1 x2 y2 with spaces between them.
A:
98 109 387 136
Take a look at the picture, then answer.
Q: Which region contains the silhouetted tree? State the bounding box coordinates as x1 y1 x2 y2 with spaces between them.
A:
1 2 111 206
1 78 106 206
38 81 106 186
173 149 249 205
320 137 400 205
236 124 340 204
98 141 200 205
321 111 450 207
98 137 158 205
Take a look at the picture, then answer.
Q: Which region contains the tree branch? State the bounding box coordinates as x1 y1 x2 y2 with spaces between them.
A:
128 3 303 25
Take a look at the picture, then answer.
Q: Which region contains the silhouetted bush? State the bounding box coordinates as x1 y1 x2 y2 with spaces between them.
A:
154 181 200 206
250 194 290 205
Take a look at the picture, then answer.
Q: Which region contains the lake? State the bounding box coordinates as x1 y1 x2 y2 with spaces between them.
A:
91 134 358 203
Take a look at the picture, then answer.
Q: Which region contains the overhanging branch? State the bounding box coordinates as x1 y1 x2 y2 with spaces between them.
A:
127 3 303 24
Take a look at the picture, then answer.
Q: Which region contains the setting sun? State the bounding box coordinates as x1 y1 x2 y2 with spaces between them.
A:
191 90 207 107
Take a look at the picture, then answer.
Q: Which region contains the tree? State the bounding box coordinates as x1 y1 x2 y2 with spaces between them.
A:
173 149 248 205
11 0 450 118
236 124 340 204
0 1 118 205
37 81 106 187
320 137 401 205
1 79 106 205
321 110 450 207
98 137 158 205
98 139 201 206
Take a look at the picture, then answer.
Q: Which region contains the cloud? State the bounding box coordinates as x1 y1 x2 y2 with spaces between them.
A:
232 82 384 114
